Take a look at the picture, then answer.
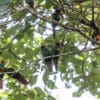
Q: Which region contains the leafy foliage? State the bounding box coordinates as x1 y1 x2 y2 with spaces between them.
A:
0 0 100 99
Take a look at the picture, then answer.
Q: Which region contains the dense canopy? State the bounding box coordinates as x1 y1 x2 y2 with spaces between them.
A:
0 0 100 100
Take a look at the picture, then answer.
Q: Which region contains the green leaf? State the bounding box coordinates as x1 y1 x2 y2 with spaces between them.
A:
45 0 54 9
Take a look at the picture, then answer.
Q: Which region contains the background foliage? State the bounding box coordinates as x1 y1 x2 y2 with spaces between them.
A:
0 0 100 100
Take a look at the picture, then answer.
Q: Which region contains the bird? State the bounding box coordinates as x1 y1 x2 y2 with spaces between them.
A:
0 60 4 68
92 32 100 41
6 68 28 85
0 60 28 89
0 61 5 88
25 0 34 7
52 9 60 38
52 42 63 72
41 45 53 72
0 73 4 89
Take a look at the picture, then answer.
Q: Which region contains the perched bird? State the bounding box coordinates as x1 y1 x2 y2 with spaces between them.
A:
0 61 4 88
79 18 100 44
92 32 100 41
52 10 60 28
0 60 4 68
92 32 100 45
91 21 100 44
52 43 62 72
52 9 60 38
6 68 28 85
0 73 3 89
25 0 34 7
41 45 53 72
0 60 28 89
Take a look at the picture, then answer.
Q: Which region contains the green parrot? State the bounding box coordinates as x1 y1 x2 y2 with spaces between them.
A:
0 61 4 88
0 61 28 89
25 0 34 7
52 42 63 72
52 10 60 27
52 9 60 38
0 60 4 68
6 68 28 85
41 45 53 72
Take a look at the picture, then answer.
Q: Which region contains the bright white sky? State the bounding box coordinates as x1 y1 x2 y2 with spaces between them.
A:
51 74 98 100
52 89 97 100
35 70 99 100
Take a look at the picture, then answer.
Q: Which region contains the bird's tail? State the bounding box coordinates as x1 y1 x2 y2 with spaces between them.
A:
6 68 28 85
53 27 56 39
0 80 3 89
12 73 28 85
0 72 4 89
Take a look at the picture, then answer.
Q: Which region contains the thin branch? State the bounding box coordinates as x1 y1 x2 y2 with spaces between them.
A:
22 6 100 45
0 46 100 80
1 2 100 45
38 47 100 61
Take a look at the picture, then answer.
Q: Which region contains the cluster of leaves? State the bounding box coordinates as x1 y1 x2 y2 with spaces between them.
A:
0 0 100 100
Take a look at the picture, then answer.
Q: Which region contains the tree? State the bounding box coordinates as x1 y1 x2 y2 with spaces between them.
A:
0 0 100 99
